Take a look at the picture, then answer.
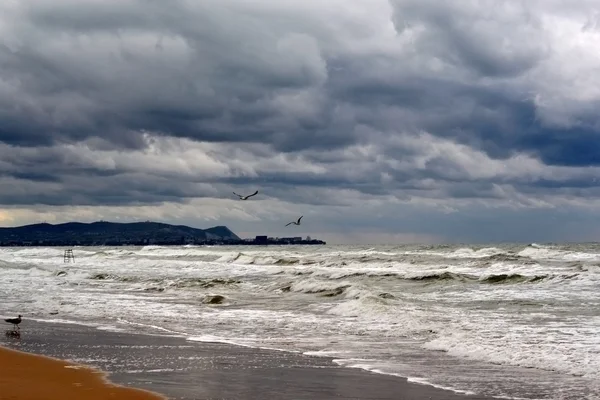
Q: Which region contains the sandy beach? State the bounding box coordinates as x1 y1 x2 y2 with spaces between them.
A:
0 343 164 400
0 319 495 400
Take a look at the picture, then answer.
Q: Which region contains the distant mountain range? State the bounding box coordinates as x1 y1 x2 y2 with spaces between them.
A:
0 221 240 246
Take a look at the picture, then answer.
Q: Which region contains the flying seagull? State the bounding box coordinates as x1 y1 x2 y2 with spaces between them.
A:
285 216 303 226
233 190 259 200
4 315 22 330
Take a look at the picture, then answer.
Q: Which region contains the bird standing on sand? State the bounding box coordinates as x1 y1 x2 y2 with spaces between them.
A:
285 216 303 226
233 190 259 200
4 315 22 330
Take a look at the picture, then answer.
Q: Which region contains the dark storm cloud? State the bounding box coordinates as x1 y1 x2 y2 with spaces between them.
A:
383 0 600 164
1 0 600 217
0 0 339 152
0 171 217 206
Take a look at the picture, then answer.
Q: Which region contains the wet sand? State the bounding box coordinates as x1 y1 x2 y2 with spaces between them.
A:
1 320 493 400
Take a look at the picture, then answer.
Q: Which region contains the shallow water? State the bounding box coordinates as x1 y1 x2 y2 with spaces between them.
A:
1 243 599 399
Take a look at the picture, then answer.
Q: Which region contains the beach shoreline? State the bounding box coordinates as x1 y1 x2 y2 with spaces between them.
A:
1 319 495 400
0 342 164 400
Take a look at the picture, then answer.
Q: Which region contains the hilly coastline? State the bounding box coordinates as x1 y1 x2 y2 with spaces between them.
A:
0 221 240 246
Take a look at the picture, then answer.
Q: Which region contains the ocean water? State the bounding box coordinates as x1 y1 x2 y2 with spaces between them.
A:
0 243 599 399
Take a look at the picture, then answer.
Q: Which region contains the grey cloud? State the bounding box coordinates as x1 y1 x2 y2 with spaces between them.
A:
0 172 217 206
390 0 549 77
2 0 600 237
2 0 334 150
2 0 597 159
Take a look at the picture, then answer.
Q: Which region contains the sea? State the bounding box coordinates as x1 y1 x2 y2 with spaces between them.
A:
1 243 599 400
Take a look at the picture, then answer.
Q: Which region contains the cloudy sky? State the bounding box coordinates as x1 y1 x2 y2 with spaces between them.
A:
1 0 600 244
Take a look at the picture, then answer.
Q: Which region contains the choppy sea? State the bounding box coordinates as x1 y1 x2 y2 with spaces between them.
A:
1 243 599 399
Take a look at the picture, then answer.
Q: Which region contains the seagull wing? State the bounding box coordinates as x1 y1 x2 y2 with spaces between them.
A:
233 192 242 198
247 190 259 198
285 222 293 226
297 216 303 223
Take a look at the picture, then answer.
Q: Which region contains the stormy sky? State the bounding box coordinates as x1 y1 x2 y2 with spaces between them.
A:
1 0 600 244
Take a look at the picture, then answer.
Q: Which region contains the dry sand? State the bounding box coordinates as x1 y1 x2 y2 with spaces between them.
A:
0 344 164 400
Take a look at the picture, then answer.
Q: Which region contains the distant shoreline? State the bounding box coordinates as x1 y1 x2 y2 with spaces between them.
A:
0 220 326 246
0 240 326 247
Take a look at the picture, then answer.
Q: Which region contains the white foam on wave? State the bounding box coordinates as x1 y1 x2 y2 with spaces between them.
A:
303 349 355 357
96 325 129 332
187 334 301 353
140 245 167 251
408 377 479 396
518 246 600 262
330 358 483 397
422 321 600 380
287 278 354 295
403 247 507 259
326 297 386 318
446 247 506 258
404 377 537 399
33 317 95 326
330 357 552 400
126 368 181 374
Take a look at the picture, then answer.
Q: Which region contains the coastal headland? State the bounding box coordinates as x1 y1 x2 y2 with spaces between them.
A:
0 221 326 246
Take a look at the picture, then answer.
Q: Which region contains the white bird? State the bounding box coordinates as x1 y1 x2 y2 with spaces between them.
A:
285 216 303 226
233 190 259 200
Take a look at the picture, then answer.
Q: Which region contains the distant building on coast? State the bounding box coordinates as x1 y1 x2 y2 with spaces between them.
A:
247 235 325 246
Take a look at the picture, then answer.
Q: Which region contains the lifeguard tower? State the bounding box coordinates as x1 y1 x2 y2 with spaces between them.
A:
63 249 75 263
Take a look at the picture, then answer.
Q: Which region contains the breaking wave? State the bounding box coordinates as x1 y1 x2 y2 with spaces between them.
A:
2 242 600 399
88 274 241 290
